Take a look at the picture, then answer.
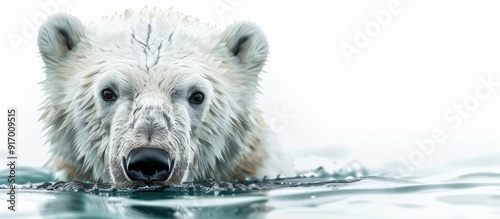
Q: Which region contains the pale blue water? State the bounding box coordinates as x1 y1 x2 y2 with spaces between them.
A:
1 152 499 218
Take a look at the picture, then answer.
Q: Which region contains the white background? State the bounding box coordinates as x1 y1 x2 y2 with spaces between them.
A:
0 0 499 175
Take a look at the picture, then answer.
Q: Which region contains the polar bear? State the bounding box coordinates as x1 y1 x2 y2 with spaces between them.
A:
37 8 295 188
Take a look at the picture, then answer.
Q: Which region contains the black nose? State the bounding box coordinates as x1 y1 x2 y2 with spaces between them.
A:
123 148 173 183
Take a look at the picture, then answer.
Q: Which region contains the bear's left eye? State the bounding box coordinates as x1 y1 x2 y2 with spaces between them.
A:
102 89 117 101
189 92 204 104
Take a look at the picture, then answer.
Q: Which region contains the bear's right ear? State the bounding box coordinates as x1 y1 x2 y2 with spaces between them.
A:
38 13 85 66
221 21 269 73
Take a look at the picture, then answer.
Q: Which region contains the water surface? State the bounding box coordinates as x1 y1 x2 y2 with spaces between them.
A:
1 154 499 218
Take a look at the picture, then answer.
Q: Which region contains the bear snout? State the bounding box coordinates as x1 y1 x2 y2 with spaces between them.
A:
122 148 174 184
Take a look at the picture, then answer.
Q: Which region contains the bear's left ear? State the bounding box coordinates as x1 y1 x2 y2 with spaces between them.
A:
221 21 269 73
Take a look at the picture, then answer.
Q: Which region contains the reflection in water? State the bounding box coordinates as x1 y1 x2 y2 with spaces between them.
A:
34 182 273 218
128 196 269 218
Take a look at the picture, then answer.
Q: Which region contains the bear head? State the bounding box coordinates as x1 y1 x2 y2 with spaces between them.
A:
37 8 269 188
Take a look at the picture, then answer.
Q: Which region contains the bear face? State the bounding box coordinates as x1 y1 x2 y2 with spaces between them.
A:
37 8 279 188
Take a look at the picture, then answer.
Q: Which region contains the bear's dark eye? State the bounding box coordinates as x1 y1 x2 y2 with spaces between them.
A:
102 89 117 101
189 92 204 104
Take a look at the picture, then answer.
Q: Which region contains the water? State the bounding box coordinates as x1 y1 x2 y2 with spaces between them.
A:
1 154 499 218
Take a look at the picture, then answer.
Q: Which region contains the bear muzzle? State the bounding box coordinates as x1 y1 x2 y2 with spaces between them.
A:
122 148 174 184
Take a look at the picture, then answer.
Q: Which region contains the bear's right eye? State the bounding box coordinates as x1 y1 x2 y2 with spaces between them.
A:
102 89 117 101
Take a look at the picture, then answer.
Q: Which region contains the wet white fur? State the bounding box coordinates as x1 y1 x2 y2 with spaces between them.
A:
38 8 295 186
